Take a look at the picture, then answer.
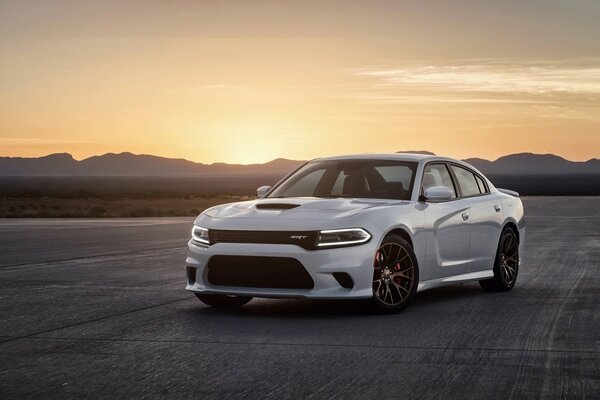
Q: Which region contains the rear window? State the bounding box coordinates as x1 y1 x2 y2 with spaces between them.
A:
475 175 488 194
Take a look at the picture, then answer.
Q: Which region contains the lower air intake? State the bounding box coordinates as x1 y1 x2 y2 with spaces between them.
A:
207 255 314 289
186 266 196 285
332 272 354 289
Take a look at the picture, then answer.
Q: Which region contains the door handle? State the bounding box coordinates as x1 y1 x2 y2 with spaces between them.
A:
494 204 501 212
461 212 470 221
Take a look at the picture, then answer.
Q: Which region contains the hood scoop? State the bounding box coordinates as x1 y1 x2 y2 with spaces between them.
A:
256 203 300 210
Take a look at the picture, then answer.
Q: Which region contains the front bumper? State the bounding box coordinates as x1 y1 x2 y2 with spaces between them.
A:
185 240 377 299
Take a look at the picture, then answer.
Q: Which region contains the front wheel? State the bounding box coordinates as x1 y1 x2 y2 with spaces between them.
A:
370 234 419 313
479 227 519 292
195 293 253 309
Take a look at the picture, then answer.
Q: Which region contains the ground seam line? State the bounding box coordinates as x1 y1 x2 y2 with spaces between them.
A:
0 296 194 345
7 335 600 356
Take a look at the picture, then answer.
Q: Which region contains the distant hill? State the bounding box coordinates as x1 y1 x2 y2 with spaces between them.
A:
0 151 598 176
0 152 305 176
464 153 600 175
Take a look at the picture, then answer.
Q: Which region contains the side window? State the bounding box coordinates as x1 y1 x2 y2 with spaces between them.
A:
422 164 456 199
451 165 480 197
475 175 488 194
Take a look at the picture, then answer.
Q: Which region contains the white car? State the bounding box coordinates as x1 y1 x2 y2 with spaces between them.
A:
186 153 524 312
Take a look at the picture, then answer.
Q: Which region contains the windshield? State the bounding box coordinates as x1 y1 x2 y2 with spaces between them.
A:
268 159 417 200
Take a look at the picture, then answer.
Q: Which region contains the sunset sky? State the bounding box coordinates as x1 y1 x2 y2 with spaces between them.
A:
1 0 599 164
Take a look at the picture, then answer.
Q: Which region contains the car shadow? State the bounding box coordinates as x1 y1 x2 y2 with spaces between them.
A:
184 282 488 319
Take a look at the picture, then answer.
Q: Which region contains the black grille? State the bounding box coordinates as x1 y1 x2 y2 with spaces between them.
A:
208 229 318 250
207 255 314 289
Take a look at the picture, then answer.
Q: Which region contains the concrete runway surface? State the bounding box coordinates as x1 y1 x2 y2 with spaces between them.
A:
0 197 598 399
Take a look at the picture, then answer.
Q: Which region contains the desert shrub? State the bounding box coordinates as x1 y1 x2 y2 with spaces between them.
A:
89 206 107 217
129 207 159 217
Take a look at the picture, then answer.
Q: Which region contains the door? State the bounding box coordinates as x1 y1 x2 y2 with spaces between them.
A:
422 163 471 280
449 165 504 273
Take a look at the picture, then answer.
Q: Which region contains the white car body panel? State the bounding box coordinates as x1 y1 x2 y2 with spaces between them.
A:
186 153 525 299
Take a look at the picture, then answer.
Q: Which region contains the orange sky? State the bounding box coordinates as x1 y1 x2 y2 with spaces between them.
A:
1 1 599 164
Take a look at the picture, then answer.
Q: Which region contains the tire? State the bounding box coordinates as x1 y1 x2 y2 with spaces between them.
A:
369 234 419 313
479 226 519 292
195 293 253 309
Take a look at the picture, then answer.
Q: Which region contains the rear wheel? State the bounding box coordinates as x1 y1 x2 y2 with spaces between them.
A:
370 234 419 313
195 293 253 309
479 227 519 292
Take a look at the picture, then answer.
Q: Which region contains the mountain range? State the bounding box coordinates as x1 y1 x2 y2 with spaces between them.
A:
0 151 598 176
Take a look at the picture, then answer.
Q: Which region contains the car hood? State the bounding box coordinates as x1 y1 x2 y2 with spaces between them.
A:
201 197 407 222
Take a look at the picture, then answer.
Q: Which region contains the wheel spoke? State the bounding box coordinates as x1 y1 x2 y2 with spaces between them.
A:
381 244 390 264
384 243 400 268
392 267 414 279
373 279 383 292
390 280 405 302
383 282 392 303
374 250 383 270
387 246 404 267
394 281 410 294
504 266 511 281
397 253 409 264
379 282 386 299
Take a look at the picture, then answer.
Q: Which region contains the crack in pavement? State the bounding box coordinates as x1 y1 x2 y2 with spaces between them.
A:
0 245 186 271
0 296 194 345
4 335 599 356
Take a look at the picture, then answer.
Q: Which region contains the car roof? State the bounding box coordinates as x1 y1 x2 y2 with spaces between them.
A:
309 153 494 190
314 153 445 163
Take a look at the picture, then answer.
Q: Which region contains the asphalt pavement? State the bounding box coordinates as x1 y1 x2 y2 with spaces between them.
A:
0 197 598 399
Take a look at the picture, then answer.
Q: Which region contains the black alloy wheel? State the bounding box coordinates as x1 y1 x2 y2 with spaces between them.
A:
480 227 519 292
371 234 419 313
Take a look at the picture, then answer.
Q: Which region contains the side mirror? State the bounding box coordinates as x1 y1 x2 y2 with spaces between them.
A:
256 186 272 198
423 186 454 202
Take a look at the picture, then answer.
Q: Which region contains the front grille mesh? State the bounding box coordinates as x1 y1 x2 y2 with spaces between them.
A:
207 255 314 289
208 229 318 250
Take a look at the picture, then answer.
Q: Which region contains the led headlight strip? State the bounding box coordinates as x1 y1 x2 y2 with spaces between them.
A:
191 226 210 245
317 228 371 248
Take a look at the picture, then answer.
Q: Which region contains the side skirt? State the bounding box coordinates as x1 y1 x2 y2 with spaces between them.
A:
417 270 494 293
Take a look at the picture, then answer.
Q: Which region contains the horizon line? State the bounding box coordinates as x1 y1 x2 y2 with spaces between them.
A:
1 150 599 165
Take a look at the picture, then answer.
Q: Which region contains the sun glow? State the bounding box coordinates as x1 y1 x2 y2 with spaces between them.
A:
202 119 310 164
1 2 600 163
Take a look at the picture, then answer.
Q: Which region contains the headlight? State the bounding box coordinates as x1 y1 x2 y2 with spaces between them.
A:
191 226 209 245
317 228 371 248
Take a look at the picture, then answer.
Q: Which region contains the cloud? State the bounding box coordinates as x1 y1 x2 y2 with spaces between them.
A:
0 137 100 144
354 59 600 105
